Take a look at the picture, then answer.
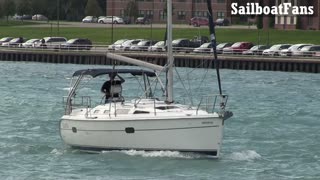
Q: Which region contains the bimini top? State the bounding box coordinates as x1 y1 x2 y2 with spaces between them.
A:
72 68 156 78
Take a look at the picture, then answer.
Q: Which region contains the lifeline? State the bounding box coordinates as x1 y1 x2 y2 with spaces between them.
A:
231 3 314 15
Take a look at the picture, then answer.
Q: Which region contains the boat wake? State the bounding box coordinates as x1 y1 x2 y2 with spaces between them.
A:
102 150 215 159
228 150 261 161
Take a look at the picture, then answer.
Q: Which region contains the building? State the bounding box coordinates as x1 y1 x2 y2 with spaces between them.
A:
273 0 319 30
106 0 230 24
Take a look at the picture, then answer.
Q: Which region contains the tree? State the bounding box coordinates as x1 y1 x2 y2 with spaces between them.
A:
296 16 302 30
0 2 3 19
30 0 47 15
256 16 263 29
63 0 87 21
3 0 16 22
85 0 103 17
96 0 106 15
124 1 139 22
16 0 32 16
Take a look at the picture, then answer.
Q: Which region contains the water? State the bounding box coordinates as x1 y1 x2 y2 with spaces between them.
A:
1 61 320 180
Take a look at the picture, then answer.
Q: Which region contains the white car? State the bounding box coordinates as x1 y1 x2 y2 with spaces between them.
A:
280 44 313 56
114 39 143 51
82 16 98 23
108 39 128 50
32 14 48 21
21 39 41 48
262 44 291 56
98 16 124 24
36 37 67 49
148 41 166 52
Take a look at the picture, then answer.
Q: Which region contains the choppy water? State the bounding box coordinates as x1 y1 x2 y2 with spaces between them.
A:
1 61 320 180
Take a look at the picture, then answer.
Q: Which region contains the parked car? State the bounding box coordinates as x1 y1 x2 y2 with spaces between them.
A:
280 44 313 56
299 45 320 57
82 16 98 23
215 42 233 54
0 37 14 45
242 45 269 55
148 41 166 52
98 16 124 24
36 37 67 49
1 37 26 47
122 16 131 24
189 17 209 27
135 17 150 24
32 14 48 21
108 39 128 51
193 42 212 53
115 39 144 51
61 38 92 50
215 18 230 26
129 40 157 51
172 38 201 53
21 15 32 20
223 42 254 54
21 39 41 48
262 44 291 56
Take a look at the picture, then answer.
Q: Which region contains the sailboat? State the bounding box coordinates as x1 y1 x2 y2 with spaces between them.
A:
60 0 232 157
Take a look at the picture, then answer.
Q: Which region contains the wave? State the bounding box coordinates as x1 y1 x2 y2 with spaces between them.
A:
50 148 66 155
228 150 261 161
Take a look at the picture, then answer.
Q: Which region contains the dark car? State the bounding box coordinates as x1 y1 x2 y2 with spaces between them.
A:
223 42 254 54
189 17 209 27
122 16 131 24
61 38 92 50
215 18 230 26
0 37 14 45
135 17 150 24
172 38 201 53
242 45 269 55
215 42 233 54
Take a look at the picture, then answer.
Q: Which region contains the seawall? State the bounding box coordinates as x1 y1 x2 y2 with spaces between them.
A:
1 49 320 73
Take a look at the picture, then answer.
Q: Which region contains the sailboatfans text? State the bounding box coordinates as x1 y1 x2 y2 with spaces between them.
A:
231 3 314 15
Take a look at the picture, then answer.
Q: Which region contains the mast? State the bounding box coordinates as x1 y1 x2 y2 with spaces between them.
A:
206 0 222 95
167 0 174 103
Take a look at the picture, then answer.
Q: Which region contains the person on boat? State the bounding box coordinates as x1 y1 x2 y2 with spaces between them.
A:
101 73 125 103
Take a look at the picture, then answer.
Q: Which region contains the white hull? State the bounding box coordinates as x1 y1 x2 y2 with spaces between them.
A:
60 115 224 156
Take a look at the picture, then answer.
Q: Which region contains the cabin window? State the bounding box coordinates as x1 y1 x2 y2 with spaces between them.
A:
125 127 135 133
116 109 130 114
133 110 150 114
156 106 179 110
103 110 110 114
94 110 100 114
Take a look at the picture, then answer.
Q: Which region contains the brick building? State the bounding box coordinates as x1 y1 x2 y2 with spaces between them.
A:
106 0 230 24
273 0 320 30
106 0 319 30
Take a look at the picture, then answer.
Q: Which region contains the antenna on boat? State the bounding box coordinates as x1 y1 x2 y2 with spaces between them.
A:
206 0 222 95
